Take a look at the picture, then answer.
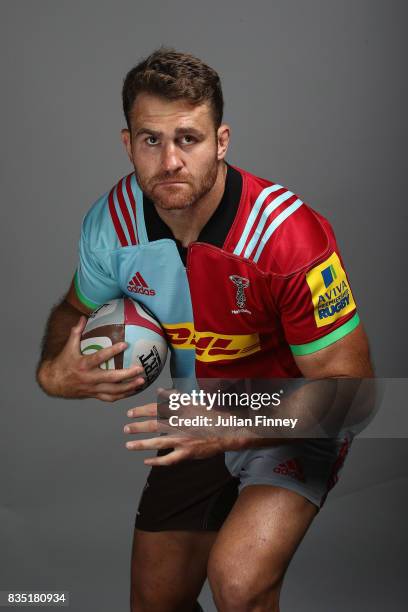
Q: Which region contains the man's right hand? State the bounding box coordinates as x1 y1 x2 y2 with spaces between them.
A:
37 315 146 401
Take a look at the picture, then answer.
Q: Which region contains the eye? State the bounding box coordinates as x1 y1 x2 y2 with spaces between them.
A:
146 136 159 145
180 135 196 145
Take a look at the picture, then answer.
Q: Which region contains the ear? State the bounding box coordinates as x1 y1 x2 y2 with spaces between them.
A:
217 124 230 161
121 129 133 164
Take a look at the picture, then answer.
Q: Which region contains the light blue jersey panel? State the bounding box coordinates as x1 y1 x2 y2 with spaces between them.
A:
75 192 123 309
75 185 196 379
111 240 195 378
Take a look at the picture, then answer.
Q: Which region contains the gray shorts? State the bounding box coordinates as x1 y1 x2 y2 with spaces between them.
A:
225 433 353 509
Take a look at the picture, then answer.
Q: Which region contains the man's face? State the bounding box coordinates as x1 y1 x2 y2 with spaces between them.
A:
121 93 229 211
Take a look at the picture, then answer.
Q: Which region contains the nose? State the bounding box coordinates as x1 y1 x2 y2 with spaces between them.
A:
161 143 183 173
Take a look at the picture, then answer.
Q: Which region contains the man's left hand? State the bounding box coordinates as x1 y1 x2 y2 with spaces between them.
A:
124 403 233 466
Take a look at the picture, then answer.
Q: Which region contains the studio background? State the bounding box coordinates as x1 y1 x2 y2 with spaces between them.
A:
1 1 407 610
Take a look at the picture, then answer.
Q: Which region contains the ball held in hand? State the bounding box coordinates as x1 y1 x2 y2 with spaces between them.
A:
80 298 168 389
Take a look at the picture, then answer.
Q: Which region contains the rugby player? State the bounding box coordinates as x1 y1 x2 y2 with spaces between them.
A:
37 49 373 612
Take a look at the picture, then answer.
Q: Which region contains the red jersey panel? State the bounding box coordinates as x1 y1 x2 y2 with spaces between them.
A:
186 166 359 378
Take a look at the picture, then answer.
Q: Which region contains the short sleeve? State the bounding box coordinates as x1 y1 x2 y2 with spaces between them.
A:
74 223 122 310
274 250 359 356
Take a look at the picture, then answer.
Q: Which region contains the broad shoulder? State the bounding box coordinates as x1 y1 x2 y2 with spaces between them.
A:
232 167 336 275
81 174 138 251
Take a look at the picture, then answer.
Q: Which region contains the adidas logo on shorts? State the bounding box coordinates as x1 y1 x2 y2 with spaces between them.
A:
273 458 305 482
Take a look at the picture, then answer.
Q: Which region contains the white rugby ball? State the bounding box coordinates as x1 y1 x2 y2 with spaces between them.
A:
80 298 168 389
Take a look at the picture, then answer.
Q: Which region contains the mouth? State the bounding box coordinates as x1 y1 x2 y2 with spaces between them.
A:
156 181 187 186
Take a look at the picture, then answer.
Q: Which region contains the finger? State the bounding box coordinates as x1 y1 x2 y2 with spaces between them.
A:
67 315 88 352
127 403 157 419
96 387 152 401
96 392 134 402
144 449 188 466
85 342 129 369
90 365 145 384
96 378 146 395
123 419 158 435
125 435 184 451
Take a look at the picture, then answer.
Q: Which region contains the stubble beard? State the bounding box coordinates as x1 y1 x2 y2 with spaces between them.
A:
135 156 219 211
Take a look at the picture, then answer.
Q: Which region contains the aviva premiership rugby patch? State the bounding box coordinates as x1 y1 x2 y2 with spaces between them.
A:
306 252 356 327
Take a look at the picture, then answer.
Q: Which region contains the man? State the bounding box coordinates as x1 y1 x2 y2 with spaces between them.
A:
37 49 373 611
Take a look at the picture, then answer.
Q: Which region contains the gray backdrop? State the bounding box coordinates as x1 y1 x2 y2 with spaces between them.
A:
1 1 407 610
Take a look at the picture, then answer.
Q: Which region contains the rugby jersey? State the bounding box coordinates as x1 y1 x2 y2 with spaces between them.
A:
74 164 359 379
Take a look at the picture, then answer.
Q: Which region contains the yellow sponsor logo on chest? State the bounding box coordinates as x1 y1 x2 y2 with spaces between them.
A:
163 322 260 362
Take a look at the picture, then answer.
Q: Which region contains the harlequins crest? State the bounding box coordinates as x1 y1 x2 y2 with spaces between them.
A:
229 275 250 309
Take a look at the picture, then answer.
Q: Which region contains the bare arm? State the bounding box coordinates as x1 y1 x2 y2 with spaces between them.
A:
233 323 375 448
36 279 145 400
293 323 374 379
235 324 374 444
38 289 90 363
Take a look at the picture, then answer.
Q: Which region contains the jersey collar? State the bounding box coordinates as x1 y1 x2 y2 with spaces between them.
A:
142 163 243 262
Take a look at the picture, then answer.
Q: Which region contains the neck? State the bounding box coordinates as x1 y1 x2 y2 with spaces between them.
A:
153 161 228 246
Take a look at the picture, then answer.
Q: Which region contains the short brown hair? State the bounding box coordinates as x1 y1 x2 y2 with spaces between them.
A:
122 48 224 130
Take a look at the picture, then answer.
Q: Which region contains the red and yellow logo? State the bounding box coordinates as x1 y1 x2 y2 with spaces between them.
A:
163 323 260 362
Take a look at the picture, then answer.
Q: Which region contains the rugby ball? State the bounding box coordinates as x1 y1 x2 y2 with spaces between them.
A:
80 298 168 389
